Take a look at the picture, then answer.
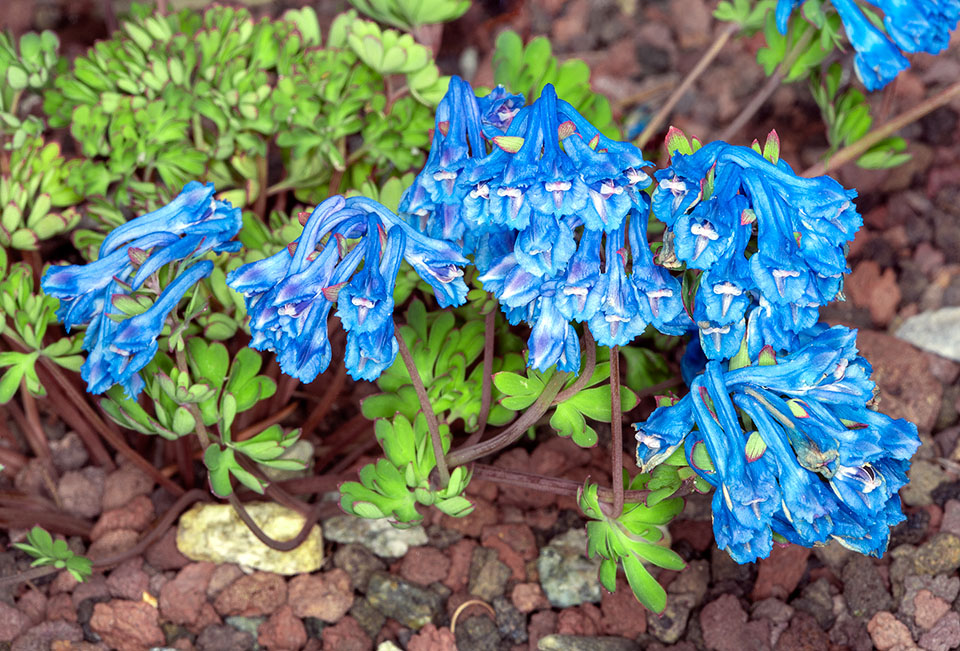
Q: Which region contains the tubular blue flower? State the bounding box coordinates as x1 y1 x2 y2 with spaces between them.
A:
43 183 241 398
399 76 486 241
867 0 960 54
105 261 214 398
833 0 911 90
477 86 525 138
632 322 920 561
230 196 468 383
627 202 690 335
555 227 604 323
513 211 577 278
587 224 647 347
527 293 581 373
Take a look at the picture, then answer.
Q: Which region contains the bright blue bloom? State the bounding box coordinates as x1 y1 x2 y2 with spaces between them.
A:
868 0 960 54
773 0 953 90
43 183 241 398
514 212 577 278
477 85 525 139
400 76 487 242
229 196 469 383
587 224 647 347
528 293 581 373
633 323 919 561
651 142 860 359
555 227 604 323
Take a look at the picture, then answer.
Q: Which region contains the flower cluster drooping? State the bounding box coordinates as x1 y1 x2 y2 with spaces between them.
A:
776 0 960 90
402 77 690 372
41 182 242 398
635 322 918 562
226 195 469 382
651 140 861 361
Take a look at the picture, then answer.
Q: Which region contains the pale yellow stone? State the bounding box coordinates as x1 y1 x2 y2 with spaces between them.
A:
176 502 322 575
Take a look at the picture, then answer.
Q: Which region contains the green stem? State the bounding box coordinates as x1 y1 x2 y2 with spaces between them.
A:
395 327 449 488
803 78 960 177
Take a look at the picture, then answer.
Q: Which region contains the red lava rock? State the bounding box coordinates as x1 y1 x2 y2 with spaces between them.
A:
846 260 901 327
919 610 960 651
525 506 559 531
86 528 139 561
407 623 457 651
494 450 556 509
50 431 89 472
466 479 498 502
49 570 79 595
101 465 154 511
206 563 245 599
600 577 647 638
213 571 287 617
10 621 83 649
160 562 217 626
511 582 550 613
751 545 811 601
940 500 960 537
700 594 749 651
56 467 105 519
774 612 825 651
443 538 477 592
70 575 110 610
914 242 946 276
440 497 498 537
321 615 373 651
17 589 47 625
89 600 164 651
669 0 712 48
287 569 354 623
867 611 915 651
90 494 155 541
400 547 451 586
106 557 150 601
482 524 538 561
0 601 32 642
258 605 307 651
528 610 558 651
854 331 943 432
557 604 601 636
925 504 944 532
670 519 714 553
45 593 77 623
914 589 952 630
145 526 189 571
187 602 222 636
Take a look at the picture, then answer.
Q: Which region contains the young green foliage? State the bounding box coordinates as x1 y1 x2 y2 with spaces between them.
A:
340 413 473 526
362 299 525 431
0 261 83 403
494 362 638 449
491 31 618 138
347 0 469 31
0 29 62 148
13 526 92 582
579 476 686 614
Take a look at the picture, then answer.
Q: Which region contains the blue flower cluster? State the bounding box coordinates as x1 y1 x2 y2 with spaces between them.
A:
636 321 919 562
652 141 861 362
226 195 469 382
776 0 960 90
41 182 242 398
402 77 691 373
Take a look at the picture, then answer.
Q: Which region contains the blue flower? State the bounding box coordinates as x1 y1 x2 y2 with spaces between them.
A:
477 85 525 138
868 0 960 54
555 227 604 323
400 76 487 241
43 183 241 398
513 211 577 278
587 224 647 347
527 294 581 373
230 196 468 383
104 261 214 398
632 323 920 561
